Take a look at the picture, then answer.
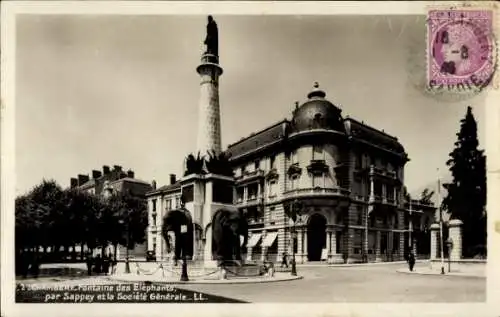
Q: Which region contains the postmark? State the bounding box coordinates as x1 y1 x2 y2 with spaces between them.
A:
427 8 497 94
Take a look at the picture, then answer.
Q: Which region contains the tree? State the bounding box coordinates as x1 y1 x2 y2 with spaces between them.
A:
419 188 434 205
441 106 486 258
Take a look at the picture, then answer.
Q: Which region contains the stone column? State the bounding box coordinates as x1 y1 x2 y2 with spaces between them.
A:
375 231 382 262
448 219 463 261
430 223 440 261
326 230 332 263
278 228 285 259
196 51 223 156
297 229 303 264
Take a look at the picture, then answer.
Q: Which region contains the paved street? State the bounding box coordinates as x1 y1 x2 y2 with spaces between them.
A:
17 263 485 303
178 264 485 302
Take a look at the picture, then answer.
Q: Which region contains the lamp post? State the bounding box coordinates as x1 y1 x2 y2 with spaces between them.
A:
180 224 189 281
289 199 302 276
437 170 445 275
119 219 131 274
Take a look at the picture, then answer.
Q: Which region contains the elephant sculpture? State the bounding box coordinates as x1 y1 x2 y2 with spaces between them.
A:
161 207 194 265
212 208 248 266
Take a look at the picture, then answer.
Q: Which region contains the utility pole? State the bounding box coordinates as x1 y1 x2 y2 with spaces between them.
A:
437 169 445 275
408 194 413 251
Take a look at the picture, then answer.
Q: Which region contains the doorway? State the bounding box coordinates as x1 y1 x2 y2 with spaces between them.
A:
307 214 327 261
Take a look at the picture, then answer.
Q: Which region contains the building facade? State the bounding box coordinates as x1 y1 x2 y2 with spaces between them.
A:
145 17 436 264
71 165 153 258
225 83 435 264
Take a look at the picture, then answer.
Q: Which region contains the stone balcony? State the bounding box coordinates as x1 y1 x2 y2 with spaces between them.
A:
235 195 263 207
306 159 329 175
235 168 265 185
284 187 350 199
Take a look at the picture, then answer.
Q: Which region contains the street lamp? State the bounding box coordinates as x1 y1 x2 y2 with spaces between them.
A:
118 219 131 274
180 224 189 281
288 199 302 277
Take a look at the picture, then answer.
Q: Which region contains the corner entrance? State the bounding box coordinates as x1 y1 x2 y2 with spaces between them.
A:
307 214 327 261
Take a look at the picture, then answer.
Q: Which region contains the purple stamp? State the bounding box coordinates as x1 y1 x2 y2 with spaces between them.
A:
427 8 497 90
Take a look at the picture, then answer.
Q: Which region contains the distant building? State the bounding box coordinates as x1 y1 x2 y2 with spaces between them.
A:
71 165 152 258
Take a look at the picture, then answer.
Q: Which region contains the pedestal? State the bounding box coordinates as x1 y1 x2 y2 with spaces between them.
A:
430 223 440 260
448 219 463 261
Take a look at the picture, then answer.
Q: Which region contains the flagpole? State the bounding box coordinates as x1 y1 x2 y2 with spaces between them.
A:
438 169 445 275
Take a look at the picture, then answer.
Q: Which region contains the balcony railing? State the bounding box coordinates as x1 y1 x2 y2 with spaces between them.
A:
248 217 264 225
284 187 350 199
235 195 263 207
235 169 265 184
306 159 329 175
287 163 302 177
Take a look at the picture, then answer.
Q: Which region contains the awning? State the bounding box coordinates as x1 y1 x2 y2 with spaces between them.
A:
247 233 262 248
261 232 278 248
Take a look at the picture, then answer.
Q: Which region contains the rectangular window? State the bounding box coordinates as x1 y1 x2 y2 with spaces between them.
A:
312 144 323 160
357 206 363 225
152 214 157 226
269 206 276 220
270 155 276 169
254 160 260 170
152 199 157 212
312 175 323 188
355 152 362 169
268 180 277 197
291 150 298 164
290 175 298 190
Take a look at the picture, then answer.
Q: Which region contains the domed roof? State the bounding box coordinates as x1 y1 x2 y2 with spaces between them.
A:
290 82 345 134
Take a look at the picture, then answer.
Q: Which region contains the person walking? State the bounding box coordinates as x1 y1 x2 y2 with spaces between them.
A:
85 253 93 276
281 252 288 268
408 250 416 272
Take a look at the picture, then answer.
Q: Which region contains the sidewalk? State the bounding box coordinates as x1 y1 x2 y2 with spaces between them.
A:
396 264 485 278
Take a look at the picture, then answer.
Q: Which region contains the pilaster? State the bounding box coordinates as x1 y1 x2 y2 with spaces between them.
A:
430 223 439 260
448 219 463 261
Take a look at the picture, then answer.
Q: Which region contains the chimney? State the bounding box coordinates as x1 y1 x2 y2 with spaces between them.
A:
103 165 110 174
92 170 102 179
77 174 89 185
70 178 78 189
170 174 176 185
127 170 135 178
114 165 122 172
152 180 157 190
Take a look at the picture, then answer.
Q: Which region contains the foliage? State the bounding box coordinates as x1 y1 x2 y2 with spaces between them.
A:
419 188 434 205
184 152 205 176
184 150 233 177
205 150 233 177
15 179 148 261
441 106 487 257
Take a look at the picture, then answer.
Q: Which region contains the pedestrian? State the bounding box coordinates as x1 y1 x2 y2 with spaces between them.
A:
281 252 288 268
102 254 110 275
86 253 93 276
408 250 415 272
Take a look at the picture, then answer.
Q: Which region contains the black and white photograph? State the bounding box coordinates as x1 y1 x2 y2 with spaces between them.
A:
1 1 499 317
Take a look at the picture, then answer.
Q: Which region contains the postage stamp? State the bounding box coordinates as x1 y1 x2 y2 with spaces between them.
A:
427 8 497 90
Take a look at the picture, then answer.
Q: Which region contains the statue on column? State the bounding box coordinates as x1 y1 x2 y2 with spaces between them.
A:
204 15 219 57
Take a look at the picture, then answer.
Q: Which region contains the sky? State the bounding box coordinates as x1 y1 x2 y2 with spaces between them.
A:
15 14 487 197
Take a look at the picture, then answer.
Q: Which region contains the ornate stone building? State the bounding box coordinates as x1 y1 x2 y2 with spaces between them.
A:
145 16 436 264
226 83 436 264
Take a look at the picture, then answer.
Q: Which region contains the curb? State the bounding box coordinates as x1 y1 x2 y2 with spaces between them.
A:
106 274 303 285
395 268 485 278
324 260 428 268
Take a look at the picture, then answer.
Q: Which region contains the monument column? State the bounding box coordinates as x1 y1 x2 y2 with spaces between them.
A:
196 15 223 156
